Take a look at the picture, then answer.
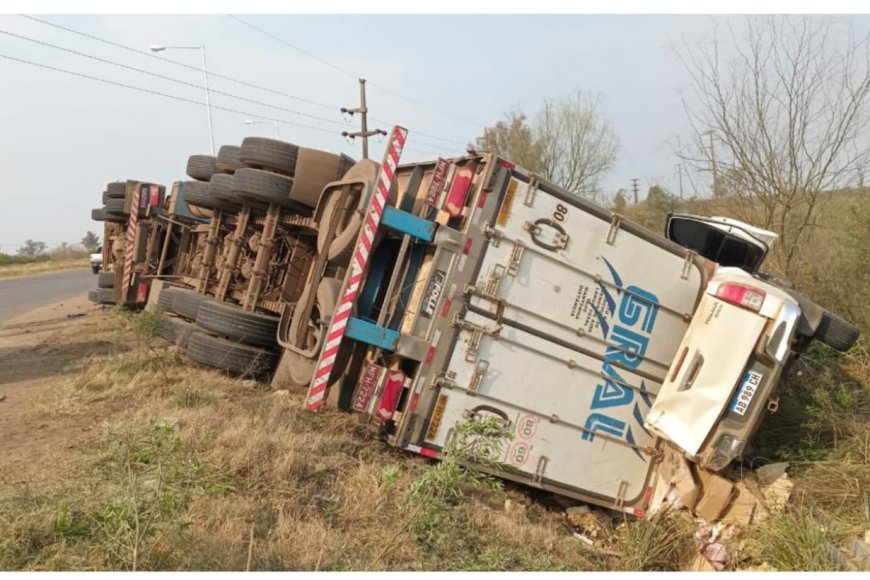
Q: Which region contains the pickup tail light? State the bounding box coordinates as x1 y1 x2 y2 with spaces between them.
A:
715 282 766 313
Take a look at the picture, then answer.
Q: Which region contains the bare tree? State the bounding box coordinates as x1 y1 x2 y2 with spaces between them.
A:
479 91 619 197
676 16 870 275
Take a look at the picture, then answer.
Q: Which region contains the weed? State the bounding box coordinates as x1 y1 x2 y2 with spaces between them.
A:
753 506 843 571
613 510 694 571
173 388 214 409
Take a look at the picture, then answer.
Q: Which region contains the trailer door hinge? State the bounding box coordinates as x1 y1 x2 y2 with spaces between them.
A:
483 224 502 247
468 359 489 393
606 213 622 246
681 250 696 280
507 241 525 276
523 174 540 207
533 455 549 485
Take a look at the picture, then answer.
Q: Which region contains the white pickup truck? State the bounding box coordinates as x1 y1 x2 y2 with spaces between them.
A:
89 245 103 274
288 145 859 517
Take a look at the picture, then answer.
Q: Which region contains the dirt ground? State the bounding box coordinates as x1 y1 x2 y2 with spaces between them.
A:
0 296 117 488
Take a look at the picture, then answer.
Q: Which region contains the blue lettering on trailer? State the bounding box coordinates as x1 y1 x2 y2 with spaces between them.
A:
581 257 660 461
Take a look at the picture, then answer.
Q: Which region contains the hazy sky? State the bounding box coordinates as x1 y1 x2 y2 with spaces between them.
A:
0 14 867 249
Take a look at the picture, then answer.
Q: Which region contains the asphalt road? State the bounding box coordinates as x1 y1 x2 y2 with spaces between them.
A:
0 268 95 325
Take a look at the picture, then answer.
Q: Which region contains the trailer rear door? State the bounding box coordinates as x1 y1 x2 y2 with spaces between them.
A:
423 171 707 507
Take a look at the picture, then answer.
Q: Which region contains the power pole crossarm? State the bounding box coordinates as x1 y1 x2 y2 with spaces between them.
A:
341 79 386 160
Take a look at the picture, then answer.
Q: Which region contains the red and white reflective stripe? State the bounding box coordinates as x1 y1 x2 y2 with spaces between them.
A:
121 185 140 293
306 126 408 411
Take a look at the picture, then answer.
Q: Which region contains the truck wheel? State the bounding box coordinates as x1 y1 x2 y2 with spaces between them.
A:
92 208 124 223
157 287 179 312
233 168 300 208
182 180 233 212
88 288 115 305
216 145 243 174
157 315 199 348
186 155 218 181
316 187 364 262
105 181 127 199
104 198 126 216
171 289 213 321
240 137 299 175
208 173 244 210
814 311 860 352
195 301 280 348
97 271 116 288
186 332 278 377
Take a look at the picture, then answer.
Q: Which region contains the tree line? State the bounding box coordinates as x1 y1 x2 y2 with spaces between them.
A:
476 15 870 276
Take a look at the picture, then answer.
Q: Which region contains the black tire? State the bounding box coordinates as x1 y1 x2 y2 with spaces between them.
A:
106 181 127 198
104 197 126 216
157 314 199 348
216 145 243 174
814 311 860 352
88 288 115 305
208 173 243 209
186 332 278 377
195 301 279 348
171 289 213 321
233 168 299 208
180 180 233 212
157 287 179 312
92 208 125 223
97 271 116 288
187 155 218 181
240 137 299 175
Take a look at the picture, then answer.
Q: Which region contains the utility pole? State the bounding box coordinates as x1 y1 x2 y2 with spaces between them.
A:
341 78 386 160
631 178 639 205
703 130 718 197
676 163 684 200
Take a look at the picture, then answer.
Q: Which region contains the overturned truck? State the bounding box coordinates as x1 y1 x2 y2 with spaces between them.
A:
93 128 860 517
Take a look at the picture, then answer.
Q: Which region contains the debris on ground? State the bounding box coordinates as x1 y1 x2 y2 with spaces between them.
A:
754 462 792 512
699 542 729 571
566 507 611 542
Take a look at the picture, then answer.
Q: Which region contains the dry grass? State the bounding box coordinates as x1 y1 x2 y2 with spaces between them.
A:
0 258 89 279
0 308 606 571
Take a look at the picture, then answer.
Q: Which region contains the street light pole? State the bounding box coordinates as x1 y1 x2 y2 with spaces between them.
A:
149 44 215 155
245 119 280 138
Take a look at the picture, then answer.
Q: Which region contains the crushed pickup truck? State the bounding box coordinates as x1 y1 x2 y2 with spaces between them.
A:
107 127 858 518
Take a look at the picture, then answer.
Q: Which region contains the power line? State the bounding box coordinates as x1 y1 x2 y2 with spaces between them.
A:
19 14 343 113
20 14 471 150
226 15 482 130
0 28 355 130
0 51 459 161
0 52 338 135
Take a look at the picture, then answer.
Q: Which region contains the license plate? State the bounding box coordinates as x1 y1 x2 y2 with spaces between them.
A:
352 363 383 413
425 158 450 206
729 370 763 416
421 269 446 319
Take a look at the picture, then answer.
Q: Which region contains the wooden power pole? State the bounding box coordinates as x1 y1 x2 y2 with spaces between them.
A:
341 78 386 160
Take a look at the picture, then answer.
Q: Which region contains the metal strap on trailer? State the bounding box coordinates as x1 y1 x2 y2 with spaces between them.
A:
306 126 409 411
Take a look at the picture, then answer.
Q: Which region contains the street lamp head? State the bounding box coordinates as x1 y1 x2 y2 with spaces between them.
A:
149 45 166 52
244 119 256 125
